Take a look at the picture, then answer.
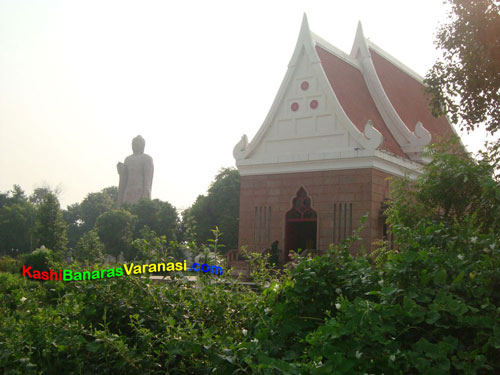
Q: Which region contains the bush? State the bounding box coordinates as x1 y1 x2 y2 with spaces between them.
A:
0 256 19 274
19 247 57 273
74 229 104 264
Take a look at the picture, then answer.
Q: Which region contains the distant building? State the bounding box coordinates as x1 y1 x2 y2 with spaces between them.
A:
232 15 456 264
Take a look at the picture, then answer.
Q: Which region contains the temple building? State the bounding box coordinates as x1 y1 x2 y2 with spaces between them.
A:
232 15 456 264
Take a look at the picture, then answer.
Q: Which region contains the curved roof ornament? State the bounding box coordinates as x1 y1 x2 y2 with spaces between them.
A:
233 134 249 161
364 120 383 149
351 22 431 161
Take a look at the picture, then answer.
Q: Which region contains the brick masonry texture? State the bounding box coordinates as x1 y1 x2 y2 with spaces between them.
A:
238 168 393 262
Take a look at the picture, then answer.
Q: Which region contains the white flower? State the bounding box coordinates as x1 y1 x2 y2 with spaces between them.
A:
457 254 464 260
242 329 247 336
20 297 27 303
335 288 342 294
251 338 259 343
471 237 477 243
355 350 362 359
378 279 384 286
264 308 271 314
389 354 396 362
273 284 279 292
335 303 341 310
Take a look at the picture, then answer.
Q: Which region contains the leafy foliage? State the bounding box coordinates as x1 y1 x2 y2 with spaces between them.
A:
425 0 500 135
63 187 117 248
34 192 67 255
74 229 104 264
1 149 500 374
20 247 58 273
0 199 36 256
95 209 136 259
387 138 500 232
126 198 178 240
183 167 240 251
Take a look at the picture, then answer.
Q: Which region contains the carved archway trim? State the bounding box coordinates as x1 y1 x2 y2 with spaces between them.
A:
285 187 317 222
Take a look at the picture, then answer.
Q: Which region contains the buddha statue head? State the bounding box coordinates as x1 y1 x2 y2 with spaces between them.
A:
132 135 145 155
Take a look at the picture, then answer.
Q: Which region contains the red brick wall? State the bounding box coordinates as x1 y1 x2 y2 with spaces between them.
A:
237 168 393 261
370 169 393 246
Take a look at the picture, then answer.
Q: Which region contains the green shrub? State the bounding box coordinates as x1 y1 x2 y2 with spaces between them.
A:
0 256 19 273
19 247 57 273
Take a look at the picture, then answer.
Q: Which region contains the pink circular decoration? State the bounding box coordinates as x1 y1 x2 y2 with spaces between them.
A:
291 102 299 112
310 99 318 109
301 81 309 91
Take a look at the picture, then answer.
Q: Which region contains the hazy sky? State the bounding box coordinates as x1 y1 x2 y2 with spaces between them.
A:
0 1 494 210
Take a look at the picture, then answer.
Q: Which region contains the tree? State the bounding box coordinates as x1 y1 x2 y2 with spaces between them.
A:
0 201 36 256
74 229 104 264
62 203 83 250
127 198 178 240
0 185 37 256
95 209 136 259
184 167 240 251
62 186 117 249
7 185 28 205
35 192 67 254
78 188 117 233
386 138 500 233
29 185 62 205
425 0 500 135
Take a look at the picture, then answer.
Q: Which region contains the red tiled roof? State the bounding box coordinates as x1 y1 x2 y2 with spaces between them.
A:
315 45 407 158
370 49 456 143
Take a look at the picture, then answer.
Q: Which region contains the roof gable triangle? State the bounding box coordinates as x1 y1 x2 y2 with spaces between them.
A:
234 15 383 168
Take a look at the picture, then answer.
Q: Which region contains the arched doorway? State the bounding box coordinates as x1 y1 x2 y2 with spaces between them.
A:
285 187 317 260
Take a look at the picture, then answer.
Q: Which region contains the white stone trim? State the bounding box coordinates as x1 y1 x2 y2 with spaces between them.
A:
350 22 431 161
364 40 465 153
237 150 423 180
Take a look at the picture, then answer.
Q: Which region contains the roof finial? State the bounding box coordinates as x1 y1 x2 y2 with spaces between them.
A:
356 20 364 37
300 13 310 34
350 20 370 58
288 12 320 67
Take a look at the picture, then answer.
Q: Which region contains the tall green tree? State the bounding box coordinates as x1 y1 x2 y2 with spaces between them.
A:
35 192 67 254
74 229 104 264
63 186 117 249
78 188 117 232
127 198 178 240
29 185 62 205
184 167 240 251
95 209 136 259
425 0 500 135
0 185 36 256
0 203 36 256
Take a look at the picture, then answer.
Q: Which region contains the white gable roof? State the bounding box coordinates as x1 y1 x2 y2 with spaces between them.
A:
233 14 437 178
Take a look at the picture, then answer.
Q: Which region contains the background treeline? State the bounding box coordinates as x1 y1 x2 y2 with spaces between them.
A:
0 167 240 262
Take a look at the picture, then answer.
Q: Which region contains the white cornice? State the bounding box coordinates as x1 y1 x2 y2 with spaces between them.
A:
237 150 422 179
